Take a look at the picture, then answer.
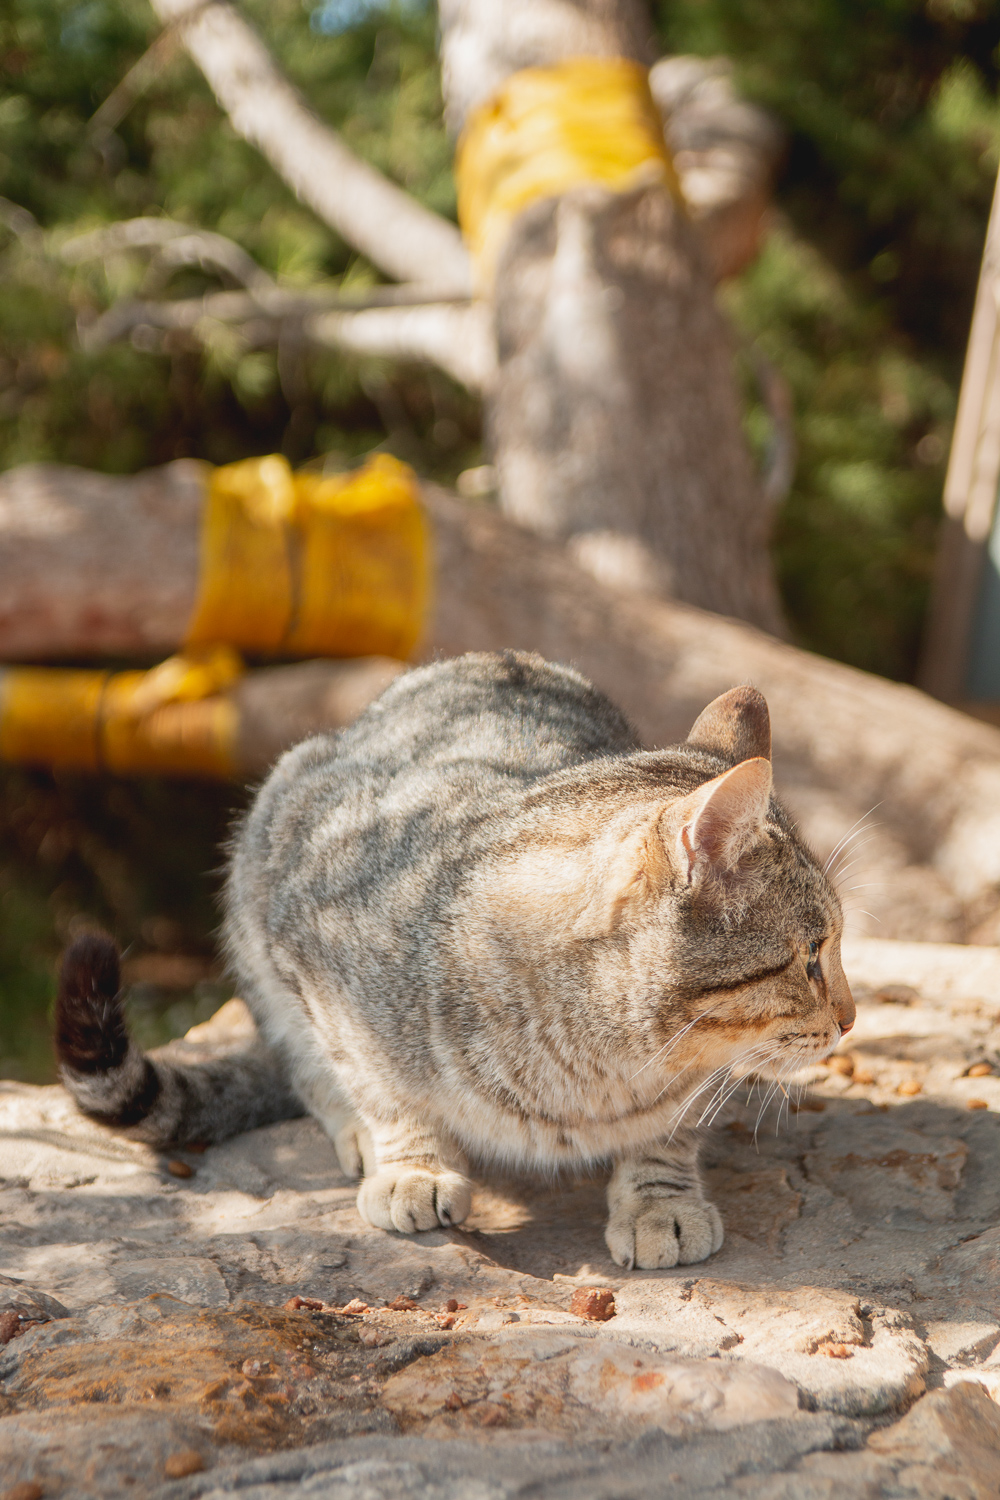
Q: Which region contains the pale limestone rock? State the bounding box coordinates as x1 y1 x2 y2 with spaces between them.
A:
380 1328 798 1438
112 1257 230 1307
3 939 1000 1495
803 1119 968 1223
564 1340 799 1430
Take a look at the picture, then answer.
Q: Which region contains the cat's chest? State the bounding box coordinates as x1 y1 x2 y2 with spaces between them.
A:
445 1066 706 1166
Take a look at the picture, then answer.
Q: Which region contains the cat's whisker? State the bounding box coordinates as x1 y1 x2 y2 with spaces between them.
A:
829 835 882 887
828 828 882 878
696 1057 763 1128
752 1071 790 1144
630 1005 725 1082
823 814 875 875
702 1050 781 1128
689 1041 782 1130
822 803 883 876
664 1057 748 1138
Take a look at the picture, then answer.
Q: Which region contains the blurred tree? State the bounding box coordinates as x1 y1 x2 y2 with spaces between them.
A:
659 0 1000 677
3 0 1000 1079
4 0 999 672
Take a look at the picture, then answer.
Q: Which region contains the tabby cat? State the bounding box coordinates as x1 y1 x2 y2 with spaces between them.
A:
56 651 854 1269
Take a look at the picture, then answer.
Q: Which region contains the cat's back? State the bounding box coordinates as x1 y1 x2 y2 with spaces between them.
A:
344 650 638 779
278 650 637 794
231 652 639 892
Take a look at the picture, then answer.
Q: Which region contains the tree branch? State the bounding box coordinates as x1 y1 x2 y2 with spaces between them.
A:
306 303 495 391
62 217 276 291
148 0 472 293
64 216 491 389
79 288 492 391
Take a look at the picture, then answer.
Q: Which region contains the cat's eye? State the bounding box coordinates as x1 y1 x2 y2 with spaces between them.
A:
805 940 822 981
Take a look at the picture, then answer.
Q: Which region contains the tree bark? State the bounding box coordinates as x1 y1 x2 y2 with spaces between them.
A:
437 0 784 633
3 460 1000 944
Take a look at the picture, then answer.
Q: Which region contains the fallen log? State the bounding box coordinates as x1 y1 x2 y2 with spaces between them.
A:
2 460 1000 944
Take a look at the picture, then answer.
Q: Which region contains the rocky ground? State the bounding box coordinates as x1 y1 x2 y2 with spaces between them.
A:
4 937 1000 1498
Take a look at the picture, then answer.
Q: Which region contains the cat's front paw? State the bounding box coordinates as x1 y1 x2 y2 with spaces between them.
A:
332 1120 374 1180
357 1163 472 1233
605 1196 723 1270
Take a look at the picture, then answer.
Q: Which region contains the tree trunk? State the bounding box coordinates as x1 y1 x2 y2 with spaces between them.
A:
3 460 1000 945
437 0 784 632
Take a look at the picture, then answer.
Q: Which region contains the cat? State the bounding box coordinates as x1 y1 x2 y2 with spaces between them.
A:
56 650 854 1270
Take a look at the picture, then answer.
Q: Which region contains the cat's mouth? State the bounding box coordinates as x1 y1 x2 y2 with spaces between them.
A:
747 1028 844 1079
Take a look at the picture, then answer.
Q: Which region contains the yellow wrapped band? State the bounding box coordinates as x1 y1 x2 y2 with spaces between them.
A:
456 56 681 289
185 451 429 661
0 648 242 779
0 450 427 779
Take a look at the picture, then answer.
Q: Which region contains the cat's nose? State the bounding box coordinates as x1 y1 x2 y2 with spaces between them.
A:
829 966 855 1036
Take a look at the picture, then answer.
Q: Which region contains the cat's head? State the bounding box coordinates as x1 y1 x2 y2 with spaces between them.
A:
619 684 855 1094
494 684 854 1094
586 685 856 1101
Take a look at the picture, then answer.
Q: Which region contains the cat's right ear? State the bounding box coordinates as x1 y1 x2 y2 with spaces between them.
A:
664 757 773 887
686 685 771 763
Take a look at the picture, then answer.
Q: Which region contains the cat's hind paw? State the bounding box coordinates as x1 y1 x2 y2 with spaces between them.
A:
605 1196 723 1270
357 1164 472 1234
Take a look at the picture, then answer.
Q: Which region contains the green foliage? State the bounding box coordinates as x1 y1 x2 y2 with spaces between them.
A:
0 0 478 478
659 0 1000 676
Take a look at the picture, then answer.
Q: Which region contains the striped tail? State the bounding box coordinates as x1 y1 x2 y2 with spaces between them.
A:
54 932 303 1146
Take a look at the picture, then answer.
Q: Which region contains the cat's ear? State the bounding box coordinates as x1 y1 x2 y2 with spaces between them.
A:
686 686 771 763
665 757 773 886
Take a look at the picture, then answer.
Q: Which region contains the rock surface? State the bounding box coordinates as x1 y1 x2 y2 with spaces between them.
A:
4 937 1000 1497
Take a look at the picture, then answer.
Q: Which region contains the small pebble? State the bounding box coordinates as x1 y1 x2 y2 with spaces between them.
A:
435 1313 456 1329
4 1483 45 1500
338 1298 369 1316
968 1062 994 1078
897 1079 922 1096
821 1343 854 1359
241 1358 263 1378
283 1295 323 1311
852 1069 876 1086
968 1099 990 1111
385 1295 420 1312
166 1160 194 1179
358 1324 394 1347
570 1287 616 1322
477 1403 508 1427
163 1451 205 1479
827 1055 855 1077
0 1310 23 1345
875 984 919 1006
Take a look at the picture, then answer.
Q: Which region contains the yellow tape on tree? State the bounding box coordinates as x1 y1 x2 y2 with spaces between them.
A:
0 648 242 778
290 455 429 659
185 451 428 660
185 455 297 654
0 668 105 772
455 56 681 289
0 452 427 778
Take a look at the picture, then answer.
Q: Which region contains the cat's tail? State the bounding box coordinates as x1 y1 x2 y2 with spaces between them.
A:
54 931 303 1146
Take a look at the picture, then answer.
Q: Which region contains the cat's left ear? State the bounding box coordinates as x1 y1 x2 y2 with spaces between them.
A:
686 685 771 763
664 757 773 887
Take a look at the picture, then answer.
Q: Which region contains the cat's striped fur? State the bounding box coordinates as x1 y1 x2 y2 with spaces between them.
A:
57 651 854 1269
